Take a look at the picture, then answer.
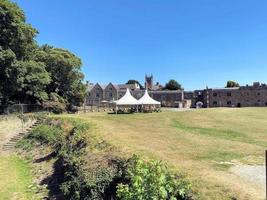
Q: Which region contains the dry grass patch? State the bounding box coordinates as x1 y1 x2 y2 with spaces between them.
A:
66 108 267 200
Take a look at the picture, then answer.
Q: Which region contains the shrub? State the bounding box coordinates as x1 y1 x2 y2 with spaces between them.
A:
116 155 192 200
17 124 64 150
58 126 127 200
27 124 63 144
42 100 66 114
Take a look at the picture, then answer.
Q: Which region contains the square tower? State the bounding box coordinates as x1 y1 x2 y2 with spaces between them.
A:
145 74 153 90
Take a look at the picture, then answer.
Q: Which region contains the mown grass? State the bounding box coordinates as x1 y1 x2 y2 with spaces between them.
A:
0 155 38 200
69 108 267 200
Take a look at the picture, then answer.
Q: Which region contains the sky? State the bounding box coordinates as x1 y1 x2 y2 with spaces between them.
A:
13 0 267 90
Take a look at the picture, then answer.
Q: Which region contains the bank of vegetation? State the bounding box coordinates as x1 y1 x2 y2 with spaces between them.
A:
17 115 193 200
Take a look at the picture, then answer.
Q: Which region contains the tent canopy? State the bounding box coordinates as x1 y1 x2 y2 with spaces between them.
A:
114 88 141 105
138 90 161 105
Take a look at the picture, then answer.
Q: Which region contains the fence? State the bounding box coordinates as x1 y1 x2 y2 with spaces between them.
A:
77 105 115 113
0 104 46 115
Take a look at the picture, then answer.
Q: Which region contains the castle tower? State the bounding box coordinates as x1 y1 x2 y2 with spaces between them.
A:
145 74 153 90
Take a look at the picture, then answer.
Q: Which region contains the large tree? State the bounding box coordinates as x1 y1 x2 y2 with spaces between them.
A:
35 45 86 107
164 79 182 90
226 80 239 88
0 0 50 105
126 80 144 89
0 0 86 109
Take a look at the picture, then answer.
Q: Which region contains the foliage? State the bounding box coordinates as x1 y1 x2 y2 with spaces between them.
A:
17 124 64 150
226 81 239 88
164 80 182 90
116 155 192 200
42 100 66 114
0 0 86 109
58 125 126 200
34 45 86 107
126 80 144 89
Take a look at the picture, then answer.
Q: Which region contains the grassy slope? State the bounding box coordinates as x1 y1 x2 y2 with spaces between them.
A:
0 116 37 200
0 155 36 200
70 108 267 200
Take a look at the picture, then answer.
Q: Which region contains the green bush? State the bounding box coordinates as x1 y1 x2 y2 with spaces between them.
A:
42 100 66 114
17 124 64 150
27 124 63 144
116 155 192 200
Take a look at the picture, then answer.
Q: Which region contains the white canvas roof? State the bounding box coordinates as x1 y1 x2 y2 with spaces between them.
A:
138 90 161 105
114 88 141 105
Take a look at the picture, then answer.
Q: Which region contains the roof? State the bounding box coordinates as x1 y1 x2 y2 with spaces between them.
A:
114 88 141 105
149 90 183 94
210 87 240 91
117 84 139 90
138 90 161 105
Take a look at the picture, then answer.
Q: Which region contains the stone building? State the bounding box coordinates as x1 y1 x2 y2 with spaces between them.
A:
85 77 189 107
86 77 267 109
199 82 267 108
86 82 141 105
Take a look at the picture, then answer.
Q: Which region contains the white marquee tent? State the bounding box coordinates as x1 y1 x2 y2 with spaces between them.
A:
113 88 161 114
114 88 141 106
138 90 161 105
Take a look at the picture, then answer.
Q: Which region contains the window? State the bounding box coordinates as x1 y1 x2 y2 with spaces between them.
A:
213 93 217 97
109 87 113 91
213 101 217 106
96 93 100 98
257 92 260 96
227 101 231 106
109 92 113 97
227 92 231 97
257 99 261 102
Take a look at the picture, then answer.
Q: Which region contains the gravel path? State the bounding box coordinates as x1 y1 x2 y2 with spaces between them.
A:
230 165 265 188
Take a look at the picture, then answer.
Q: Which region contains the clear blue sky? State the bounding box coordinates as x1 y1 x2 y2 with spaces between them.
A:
13 0 267 90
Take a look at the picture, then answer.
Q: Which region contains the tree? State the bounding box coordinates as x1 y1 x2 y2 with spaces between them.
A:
0 0 86 110
226 81 239 88
35 45 86 107
126 80 144 89
164 79 182 90
0 0 38 60
0 0 49 105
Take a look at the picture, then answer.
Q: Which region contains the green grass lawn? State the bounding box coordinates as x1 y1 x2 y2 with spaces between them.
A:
0 116 38 200
0 155 37 200
70 108 267 200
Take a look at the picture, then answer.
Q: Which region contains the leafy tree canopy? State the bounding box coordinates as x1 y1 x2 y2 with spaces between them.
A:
164 79 182 90
126 80 144 89
226 80 239 88
0 0 86 110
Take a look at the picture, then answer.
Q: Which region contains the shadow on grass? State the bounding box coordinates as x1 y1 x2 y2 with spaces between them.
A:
35 152 65 200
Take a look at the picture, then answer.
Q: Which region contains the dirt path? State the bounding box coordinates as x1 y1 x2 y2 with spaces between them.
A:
230 165 265 188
